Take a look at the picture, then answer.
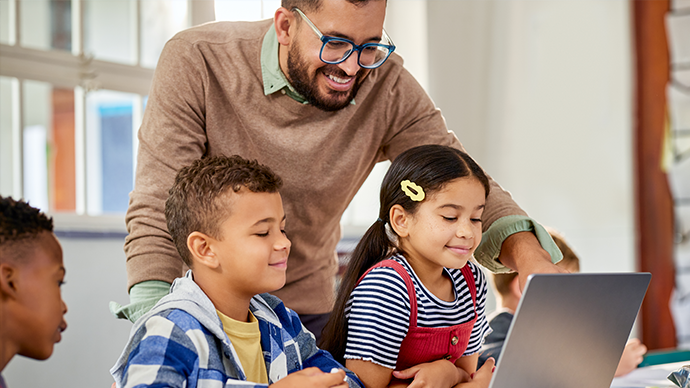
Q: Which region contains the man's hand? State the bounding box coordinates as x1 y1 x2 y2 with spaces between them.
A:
497 232 568 291
270 367 348 388
392 359 466 387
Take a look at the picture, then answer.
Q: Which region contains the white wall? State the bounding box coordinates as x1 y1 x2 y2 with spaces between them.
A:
427 0 635 276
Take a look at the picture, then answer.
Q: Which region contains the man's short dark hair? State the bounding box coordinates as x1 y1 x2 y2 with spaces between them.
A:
282 0 380 13
165 155 283 267
0 196 54 263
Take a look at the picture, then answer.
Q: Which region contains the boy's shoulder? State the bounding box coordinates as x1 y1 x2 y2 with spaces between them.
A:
112 297 234 385
143 308 207 333
250 293 302 333
125 272 227 349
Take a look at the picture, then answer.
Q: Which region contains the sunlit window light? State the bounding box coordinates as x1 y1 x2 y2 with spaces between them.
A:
214 0 280 21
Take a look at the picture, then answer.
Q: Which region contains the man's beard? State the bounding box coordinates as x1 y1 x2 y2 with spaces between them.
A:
286 42 365 112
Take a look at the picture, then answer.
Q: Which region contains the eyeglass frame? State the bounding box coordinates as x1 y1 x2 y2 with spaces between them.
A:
291 7 396 69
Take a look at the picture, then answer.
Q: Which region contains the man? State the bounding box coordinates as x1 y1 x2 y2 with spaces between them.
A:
111 0 564 341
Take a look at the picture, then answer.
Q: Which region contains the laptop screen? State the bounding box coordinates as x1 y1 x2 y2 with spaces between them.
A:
489 273 651 388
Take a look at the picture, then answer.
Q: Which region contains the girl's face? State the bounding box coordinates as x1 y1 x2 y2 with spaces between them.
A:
395 176 486 271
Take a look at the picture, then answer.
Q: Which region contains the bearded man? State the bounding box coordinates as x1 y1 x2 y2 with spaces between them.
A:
113 0 565 342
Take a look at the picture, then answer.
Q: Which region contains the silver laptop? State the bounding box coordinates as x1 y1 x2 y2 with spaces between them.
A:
489 273 651 388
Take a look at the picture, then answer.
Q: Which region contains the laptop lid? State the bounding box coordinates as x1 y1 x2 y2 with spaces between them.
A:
489 273 651 388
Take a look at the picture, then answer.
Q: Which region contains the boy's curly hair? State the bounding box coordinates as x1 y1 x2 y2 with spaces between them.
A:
165 155 283 267
0 196 54 261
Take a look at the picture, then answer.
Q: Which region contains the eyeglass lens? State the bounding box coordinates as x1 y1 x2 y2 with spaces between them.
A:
322 40 391 67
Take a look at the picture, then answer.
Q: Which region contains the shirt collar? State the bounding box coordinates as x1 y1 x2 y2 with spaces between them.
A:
260 23 355 105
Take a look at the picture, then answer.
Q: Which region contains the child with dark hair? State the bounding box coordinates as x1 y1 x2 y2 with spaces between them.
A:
322 145 495 388
0 196 68 388
111 155 362 388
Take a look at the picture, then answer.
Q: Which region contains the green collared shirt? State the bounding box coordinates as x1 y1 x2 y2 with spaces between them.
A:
260 24 355 105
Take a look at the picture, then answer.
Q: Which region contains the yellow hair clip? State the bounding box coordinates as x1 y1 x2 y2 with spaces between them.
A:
401 180 425 201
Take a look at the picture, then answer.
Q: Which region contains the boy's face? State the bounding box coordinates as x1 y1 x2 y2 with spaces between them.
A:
14 232 68 360
212 190 291 299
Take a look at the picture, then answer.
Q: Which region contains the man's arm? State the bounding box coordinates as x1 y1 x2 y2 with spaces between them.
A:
496 231 567 290
112 36 210 322
474 215 566 290
379 59 563 282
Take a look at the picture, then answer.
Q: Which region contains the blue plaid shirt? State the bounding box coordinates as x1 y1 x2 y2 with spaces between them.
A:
111 271 362 388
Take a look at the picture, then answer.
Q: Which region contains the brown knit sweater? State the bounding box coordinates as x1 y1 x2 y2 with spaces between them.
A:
124 19 526 314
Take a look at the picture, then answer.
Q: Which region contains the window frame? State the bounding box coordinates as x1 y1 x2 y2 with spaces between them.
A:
0 0 216 231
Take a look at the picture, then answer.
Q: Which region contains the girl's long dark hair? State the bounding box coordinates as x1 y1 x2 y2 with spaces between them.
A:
321 144 490 363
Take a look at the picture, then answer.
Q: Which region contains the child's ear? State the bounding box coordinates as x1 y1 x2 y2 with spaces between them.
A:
389 205 410 238
0 263 18 299
187 232 220 269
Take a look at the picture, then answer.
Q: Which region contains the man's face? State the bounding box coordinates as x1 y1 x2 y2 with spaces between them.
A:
286 0 387 111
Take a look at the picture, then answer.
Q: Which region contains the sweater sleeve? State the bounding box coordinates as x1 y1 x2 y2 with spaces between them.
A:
124 36 210 290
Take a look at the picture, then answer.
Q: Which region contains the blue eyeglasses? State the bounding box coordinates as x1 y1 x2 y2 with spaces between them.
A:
292 7 396 69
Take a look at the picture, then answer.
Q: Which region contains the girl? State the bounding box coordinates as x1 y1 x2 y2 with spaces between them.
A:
322 144 494 388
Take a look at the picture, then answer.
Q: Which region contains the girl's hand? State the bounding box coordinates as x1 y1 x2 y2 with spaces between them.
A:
392 359 465 388
453 358 495 388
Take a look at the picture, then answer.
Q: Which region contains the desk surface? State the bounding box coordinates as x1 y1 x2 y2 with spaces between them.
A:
610 361 688 388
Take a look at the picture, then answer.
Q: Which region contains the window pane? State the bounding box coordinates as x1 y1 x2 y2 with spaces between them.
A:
340 161 389 230
86 90 138 214
84 0 135 64
214 0 280 21
0 77 16 196
140 0 189 68
0 0 12 45
22 81 76 213
20 0 72 51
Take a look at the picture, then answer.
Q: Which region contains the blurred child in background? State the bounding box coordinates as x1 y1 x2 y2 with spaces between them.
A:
479 228 647 377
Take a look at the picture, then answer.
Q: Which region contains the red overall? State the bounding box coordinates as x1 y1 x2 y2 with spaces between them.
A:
356 259 477 371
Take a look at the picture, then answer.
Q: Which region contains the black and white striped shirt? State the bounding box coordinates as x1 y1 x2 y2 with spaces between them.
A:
344 255 491 369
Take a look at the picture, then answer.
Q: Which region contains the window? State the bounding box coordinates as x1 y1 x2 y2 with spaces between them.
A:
214 0 280 21
0 0 197 223
0 0 385 236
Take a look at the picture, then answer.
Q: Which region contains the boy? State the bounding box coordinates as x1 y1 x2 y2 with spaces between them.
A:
111 155 361 388
479 229 647 377
0 196 68 387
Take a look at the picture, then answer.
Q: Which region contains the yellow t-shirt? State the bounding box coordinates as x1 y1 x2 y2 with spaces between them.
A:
217 310 268 384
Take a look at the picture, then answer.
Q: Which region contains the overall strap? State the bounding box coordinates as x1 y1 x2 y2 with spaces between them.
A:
356 259 419 328
460 264 478 316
